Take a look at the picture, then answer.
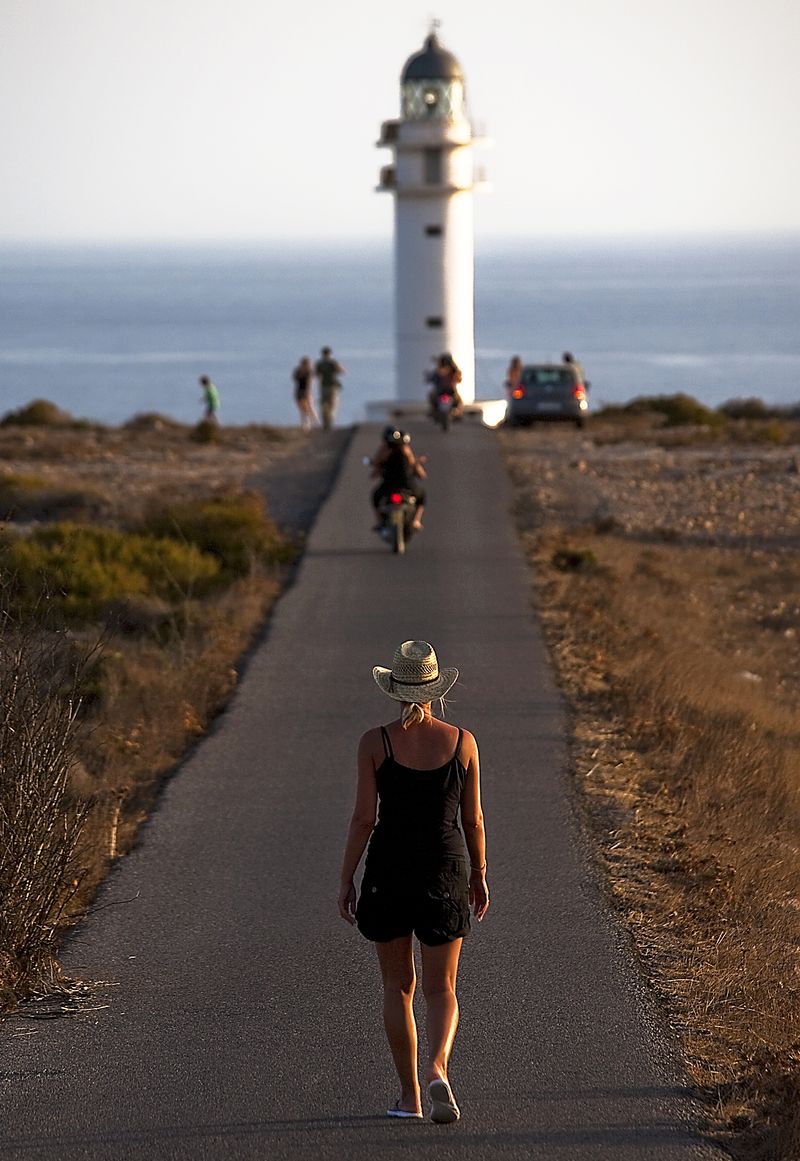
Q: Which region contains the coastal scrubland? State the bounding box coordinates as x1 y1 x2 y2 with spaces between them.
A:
0 403 347 1008
4 390 800 1158
500 403 800 1161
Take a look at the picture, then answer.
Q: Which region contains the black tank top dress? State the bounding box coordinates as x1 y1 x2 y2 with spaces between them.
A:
381 446 413 490
355 727 471 946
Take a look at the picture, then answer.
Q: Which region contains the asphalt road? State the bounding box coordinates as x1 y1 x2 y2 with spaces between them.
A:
0 423 725 1160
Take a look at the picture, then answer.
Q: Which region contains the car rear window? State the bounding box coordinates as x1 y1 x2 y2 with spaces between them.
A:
521 367 573 388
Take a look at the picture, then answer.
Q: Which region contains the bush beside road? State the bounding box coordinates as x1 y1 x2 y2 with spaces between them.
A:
0 412 347 1008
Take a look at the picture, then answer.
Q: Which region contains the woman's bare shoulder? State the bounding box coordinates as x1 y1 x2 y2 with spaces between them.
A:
455 725 479 758
359 725 384 749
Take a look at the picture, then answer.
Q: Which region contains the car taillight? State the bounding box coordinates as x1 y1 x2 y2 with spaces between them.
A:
572 385 586 398
389 492 403 504
512 387 524 399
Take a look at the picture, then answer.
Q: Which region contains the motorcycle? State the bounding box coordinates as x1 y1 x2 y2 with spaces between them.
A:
433 392 454 431
376 489 417 555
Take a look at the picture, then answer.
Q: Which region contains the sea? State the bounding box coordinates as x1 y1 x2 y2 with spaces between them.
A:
1 236 799 427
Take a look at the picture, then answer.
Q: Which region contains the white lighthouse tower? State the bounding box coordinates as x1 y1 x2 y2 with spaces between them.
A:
377 27 484 407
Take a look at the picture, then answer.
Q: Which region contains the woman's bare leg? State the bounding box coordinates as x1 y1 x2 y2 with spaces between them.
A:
376 935 421 1113
420 939 462 1083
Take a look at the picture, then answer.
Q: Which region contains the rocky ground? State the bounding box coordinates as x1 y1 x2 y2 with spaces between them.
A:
0 420 350 535
499 417 800 1160
503 422 800 548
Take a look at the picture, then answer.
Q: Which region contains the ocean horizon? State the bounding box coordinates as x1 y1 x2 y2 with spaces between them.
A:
2 234 799 427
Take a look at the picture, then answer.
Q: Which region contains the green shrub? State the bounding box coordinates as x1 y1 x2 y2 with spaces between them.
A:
719 397 770 421
191 419 220 444
140 491 293 576
754 420 789 445
0 472 48 492
0 475 107 523
123 412 185 432
552 546 599 573
0 524 221 621
599 394 726 428
642 394 726 427
0 400 73 427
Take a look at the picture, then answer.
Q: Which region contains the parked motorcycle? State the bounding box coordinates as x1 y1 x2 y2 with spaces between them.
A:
376 489 417 555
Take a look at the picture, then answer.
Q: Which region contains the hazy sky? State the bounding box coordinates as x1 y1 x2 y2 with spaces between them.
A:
2 0 798 241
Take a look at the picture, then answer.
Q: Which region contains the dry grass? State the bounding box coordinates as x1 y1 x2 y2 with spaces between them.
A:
71 570 282 907
500 421 800 1159
0 621 94 1007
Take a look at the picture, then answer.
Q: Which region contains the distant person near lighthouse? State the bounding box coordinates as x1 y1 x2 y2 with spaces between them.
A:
199 375 220 422
562 351 587 387
315 346 345 430
292 356 319 432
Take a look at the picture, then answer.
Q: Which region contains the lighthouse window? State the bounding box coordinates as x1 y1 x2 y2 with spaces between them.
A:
424 149 442 185
425 225 443 237
426 317 443 329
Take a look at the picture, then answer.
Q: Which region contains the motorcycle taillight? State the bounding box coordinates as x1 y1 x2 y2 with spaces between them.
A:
389 492 403 504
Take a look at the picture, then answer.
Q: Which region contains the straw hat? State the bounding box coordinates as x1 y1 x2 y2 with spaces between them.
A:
373 640 458 704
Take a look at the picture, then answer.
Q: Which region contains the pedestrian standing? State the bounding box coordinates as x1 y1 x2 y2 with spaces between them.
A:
562 351 587 386
199 375 220 422
314 346 345 430
505 355 523 398
339 640 489 1124
292 356 319 432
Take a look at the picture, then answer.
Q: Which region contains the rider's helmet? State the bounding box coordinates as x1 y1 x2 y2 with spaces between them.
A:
383 427 407 445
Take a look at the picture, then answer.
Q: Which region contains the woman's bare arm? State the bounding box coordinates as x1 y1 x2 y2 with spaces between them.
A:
404 445 427 479
338 730 380 924
459 731 489 921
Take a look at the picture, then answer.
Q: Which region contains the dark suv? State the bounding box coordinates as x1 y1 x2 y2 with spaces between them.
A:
506 363 589 429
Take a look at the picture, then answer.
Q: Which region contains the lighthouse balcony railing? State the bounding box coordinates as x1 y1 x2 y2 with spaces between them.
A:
377 120 400 147
387 179 480 197
393 121 473 149
470 119 490 142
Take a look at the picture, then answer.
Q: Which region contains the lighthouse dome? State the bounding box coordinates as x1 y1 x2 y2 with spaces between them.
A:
401 32 463 82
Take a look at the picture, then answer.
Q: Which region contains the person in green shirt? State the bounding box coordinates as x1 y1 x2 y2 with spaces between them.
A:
199 375 220 422
314 346 345 430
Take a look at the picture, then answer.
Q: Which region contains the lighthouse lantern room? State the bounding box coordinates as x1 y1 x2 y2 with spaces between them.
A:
378 27 484 405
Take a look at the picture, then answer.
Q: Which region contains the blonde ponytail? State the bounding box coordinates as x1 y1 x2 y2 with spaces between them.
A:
401 702 426 730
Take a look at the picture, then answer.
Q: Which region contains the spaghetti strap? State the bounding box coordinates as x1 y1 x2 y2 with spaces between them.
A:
454 728 463 761
380 726 394 759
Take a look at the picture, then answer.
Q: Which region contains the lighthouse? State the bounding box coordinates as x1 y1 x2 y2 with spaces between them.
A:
377 27 485 406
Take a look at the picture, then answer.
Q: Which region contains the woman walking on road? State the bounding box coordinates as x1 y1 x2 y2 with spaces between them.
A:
339 641 489 1124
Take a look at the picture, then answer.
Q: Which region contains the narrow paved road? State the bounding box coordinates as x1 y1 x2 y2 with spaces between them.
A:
1 424 724 1160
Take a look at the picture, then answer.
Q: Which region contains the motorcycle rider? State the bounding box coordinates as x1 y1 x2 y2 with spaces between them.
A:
427 353 464 419
370 426 427 532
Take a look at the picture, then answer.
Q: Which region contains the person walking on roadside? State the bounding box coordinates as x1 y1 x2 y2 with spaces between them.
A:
199 375 220 422
292 356 319 432
315 346 345 430
338 641 490 1124
505 354 523 398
